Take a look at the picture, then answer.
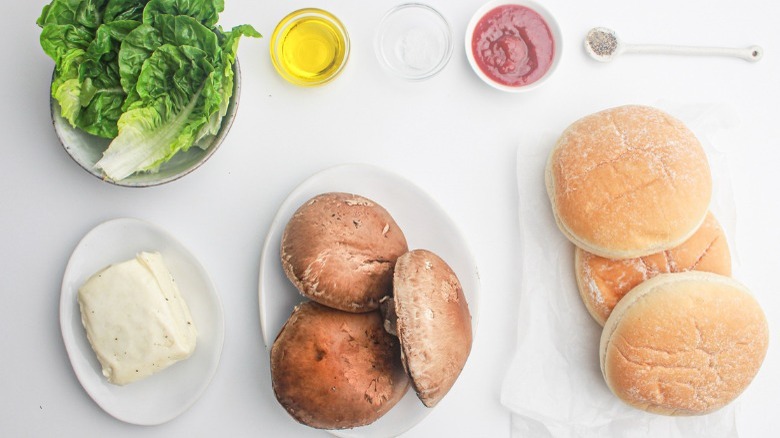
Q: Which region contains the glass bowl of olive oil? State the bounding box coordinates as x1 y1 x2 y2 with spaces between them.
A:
270 8 350 86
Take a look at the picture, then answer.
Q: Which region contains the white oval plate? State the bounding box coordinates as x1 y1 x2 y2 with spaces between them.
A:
258 163 481 437
60 218 225 425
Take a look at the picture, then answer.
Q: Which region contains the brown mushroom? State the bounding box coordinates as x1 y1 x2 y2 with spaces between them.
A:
270 301 409 429
391 249 473 407
281 192 408 313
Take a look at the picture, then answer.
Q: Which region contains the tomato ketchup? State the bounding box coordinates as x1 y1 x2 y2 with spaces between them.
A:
471 4 555 87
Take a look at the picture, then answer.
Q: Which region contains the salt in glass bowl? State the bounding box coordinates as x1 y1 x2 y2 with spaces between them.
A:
375 3 453 81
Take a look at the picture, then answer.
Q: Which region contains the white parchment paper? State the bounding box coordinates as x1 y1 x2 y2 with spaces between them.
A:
502 104 740 438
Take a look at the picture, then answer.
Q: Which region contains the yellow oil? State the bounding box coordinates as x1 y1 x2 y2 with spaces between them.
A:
271 9 349 86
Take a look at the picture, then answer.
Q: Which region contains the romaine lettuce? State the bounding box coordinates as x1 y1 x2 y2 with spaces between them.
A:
37 0 259 181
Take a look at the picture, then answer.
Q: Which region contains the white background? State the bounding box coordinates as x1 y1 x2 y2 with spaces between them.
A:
3 0 778 436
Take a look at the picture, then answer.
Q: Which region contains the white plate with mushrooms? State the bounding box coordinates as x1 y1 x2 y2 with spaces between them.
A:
60 218 225 425
258 163 481 437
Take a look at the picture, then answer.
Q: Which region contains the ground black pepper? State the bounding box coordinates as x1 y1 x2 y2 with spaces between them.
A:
587 29 618 57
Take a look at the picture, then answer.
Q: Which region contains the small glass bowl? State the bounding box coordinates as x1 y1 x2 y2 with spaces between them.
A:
375 3 453 81
270 8 350 87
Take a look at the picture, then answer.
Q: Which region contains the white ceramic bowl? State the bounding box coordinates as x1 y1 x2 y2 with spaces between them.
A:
465 0 562 92
51 61 241 187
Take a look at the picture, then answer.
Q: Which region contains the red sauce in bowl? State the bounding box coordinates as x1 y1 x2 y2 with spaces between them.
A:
471 4 555 87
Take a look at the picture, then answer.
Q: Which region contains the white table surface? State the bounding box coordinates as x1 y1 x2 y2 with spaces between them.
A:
3 0 778 436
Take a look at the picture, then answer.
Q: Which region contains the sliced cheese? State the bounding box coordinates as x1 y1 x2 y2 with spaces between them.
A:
78 251 197 385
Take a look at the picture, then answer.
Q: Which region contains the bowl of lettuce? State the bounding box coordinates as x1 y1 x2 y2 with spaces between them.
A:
38 0 260 187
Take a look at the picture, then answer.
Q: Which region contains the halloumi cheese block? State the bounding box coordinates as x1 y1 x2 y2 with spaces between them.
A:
78 251 197 385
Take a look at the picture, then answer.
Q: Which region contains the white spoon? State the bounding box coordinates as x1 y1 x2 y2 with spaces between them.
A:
584 27 762 63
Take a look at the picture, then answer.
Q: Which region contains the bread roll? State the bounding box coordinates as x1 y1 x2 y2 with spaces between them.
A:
546 105 712 259
281 192 408 312
270 301 409 429
392 249 472 407
577 211 731 326
600 272 768 415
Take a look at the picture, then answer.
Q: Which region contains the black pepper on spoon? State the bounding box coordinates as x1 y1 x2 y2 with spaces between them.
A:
584 27 762 62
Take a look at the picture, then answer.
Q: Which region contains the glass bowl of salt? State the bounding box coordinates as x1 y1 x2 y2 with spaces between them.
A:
375 3 453 80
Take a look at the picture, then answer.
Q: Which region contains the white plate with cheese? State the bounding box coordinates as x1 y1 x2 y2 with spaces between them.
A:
258 163 481 437
60 217 225 425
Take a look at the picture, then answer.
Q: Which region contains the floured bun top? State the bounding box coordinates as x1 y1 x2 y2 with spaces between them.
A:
281 192 408 312
577 211 731 326
546 105 712 259
392 249 472 408
270 301 409 429
600 272 768 416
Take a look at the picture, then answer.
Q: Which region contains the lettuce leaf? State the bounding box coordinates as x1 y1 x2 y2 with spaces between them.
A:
195 24 260 144
100 15 258 179
143 0 225 28
42 23 92 127
120 13 219 109
77 20 140 137
40 2 140 137
95 44 221 179
37 0 106 29
103 0 150 23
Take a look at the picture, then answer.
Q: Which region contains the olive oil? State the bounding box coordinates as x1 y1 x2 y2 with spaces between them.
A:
271 9 350 86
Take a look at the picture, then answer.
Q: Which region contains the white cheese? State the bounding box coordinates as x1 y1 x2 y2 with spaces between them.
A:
78 252 197 385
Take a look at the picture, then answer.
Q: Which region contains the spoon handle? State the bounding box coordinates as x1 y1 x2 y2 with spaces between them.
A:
623 44 763 62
